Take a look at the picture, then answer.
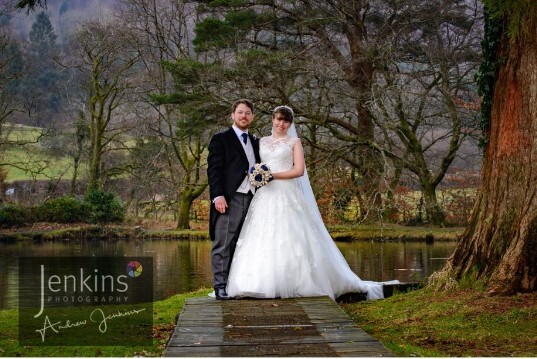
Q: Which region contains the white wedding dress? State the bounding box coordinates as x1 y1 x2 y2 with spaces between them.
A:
226 135 391 300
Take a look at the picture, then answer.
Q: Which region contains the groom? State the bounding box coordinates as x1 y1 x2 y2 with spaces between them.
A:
207 99 260 300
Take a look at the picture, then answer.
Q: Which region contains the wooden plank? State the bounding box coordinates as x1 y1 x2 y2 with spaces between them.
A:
329 342 396 357
184 296 219 304
164 296 394 357
163 346 221 357
175 321 223 327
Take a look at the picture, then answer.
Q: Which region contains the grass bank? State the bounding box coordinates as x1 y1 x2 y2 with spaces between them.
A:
0 223 209 242
0 288 212 357
0 222 463 242
2 287 533 357
342 288 537 357
328 223 463 241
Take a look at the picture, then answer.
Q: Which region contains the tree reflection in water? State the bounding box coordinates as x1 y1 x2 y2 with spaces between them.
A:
0 239 456 309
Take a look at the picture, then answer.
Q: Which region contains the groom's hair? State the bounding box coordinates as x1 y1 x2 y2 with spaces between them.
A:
232 99 254 114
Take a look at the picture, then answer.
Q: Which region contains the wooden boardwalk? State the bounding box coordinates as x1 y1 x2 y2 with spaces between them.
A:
164 296 394 357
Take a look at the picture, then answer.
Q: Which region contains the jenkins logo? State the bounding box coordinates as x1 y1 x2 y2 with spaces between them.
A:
19 256 154 346
127 261 143 278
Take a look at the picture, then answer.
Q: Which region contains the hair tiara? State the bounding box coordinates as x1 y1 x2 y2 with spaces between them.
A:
273 105 294 116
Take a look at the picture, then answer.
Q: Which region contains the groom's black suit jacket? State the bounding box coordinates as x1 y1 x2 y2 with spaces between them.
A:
207 127 261 241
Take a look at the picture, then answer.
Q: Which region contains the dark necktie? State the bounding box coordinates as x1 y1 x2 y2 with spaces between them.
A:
241 133 248 145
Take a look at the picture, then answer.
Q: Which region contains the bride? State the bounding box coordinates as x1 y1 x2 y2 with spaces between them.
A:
226 105 394 301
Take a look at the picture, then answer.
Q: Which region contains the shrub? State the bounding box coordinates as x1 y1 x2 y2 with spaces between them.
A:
84 189 125 224
0 203 28 228
38 196 91 223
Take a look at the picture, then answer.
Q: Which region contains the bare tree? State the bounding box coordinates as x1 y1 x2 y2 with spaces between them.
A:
368 0 483 225
0 7 23 192
115 0 212 228
191 0 389 212
188 0 483 225
69 20 141 191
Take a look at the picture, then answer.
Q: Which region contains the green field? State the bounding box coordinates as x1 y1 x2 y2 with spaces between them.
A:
3 124 42 142
2 125 74 182
4 146 74 182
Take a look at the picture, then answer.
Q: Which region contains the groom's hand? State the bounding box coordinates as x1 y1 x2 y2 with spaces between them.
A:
214 197 228 214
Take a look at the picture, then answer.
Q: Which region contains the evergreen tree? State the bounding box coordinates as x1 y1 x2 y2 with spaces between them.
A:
28 11 56 58
16 0 46 13
19 11 63 118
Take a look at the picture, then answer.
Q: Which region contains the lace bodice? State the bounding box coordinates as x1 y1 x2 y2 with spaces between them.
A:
259 136 298 173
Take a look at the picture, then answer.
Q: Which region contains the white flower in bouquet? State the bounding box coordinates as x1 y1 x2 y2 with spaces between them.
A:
248 163 273 187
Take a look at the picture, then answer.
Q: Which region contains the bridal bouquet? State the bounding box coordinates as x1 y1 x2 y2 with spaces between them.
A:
249 163 274 188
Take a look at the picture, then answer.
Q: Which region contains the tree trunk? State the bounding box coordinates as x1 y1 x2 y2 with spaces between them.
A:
448 12 537 294
88 127 102 191
70 156 79 195
0 167 7 202
71 113 86 195
176 193 192 230
347 18 383 217
422 183 446 226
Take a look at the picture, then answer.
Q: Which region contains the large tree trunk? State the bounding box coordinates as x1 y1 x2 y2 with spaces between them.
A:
448 12 537 294
421 183 446 227
352 47 383 215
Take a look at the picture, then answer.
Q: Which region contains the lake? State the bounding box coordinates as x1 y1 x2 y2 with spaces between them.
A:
0 238 457 309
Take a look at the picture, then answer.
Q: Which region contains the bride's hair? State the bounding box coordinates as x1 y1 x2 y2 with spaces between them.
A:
273 105 294 122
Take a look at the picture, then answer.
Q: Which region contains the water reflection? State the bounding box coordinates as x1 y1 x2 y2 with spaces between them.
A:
337 241 455 283
0 239 456 309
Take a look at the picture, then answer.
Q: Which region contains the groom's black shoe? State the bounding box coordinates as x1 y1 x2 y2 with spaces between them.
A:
215 288 231 300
